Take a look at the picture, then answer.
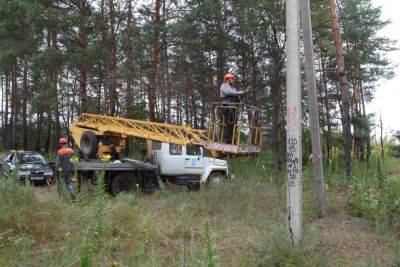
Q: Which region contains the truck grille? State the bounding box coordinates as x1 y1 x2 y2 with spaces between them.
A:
30 171 44 175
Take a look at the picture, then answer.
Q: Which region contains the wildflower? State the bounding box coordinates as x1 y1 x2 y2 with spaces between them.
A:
58 167 63 173
101 154 111 163
65 231 71 237
324 183 330 191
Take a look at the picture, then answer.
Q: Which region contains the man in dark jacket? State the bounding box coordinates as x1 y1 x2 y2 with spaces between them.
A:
55 137 77 200
219 73 248 144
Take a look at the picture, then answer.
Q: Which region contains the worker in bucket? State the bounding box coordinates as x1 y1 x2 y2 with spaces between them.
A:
219 73 249 144
55 137 77 201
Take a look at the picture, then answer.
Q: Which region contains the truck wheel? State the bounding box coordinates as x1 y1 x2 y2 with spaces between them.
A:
80 131 98 159
111 173 139 195
208 172 222 185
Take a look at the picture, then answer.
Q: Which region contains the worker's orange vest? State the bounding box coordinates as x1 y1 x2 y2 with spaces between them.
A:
58 147 74 156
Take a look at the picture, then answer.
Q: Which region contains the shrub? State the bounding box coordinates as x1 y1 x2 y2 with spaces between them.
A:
378 179 400 233
347 179 379 218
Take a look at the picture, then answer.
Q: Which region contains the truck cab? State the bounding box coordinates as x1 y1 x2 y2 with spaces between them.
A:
151 141 230 186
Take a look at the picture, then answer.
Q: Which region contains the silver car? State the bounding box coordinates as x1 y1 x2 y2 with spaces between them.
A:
0 151 54 184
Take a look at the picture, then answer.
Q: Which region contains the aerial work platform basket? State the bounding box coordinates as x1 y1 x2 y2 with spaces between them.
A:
206 102 263 158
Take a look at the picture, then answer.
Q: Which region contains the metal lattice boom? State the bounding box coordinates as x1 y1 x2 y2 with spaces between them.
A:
71 113 208 147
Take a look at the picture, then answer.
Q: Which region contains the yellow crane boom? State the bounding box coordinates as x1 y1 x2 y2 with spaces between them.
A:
71 112 262 159
71 113 208 158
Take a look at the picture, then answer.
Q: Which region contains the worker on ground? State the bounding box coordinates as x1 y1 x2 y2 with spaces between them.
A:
219 73 248 144
55 137 77 201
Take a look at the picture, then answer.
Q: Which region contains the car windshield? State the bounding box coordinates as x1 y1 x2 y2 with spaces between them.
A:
20 154 45 164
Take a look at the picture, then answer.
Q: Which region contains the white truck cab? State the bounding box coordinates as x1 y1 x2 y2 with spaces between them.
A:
150 141 230 186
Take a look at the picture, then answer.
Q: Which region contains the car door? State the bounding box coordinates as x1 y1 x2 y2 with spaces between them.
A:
2 152 14 176
184 145 205 175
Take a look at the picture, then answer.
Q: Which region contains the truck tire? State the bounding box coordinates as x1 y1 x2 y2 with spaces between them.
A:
111 173 139 195
80 131 98 159
208 172 222 185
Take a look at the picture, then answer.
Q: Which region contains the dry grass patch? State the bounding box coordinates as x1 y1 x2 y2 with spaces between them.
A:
309 190 397 266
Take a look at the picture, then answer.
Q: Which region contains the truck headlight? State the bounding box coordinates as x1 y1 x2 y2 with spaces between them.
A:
18 171 29 176
44 171 53 176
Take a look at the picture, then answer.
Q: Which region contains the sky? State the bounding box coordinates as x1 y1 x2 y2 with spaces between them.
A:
368 0 400 137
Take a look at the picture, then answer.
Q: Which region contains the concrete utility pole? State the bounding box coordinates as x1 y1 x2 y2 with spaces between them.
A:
286 0 302 245
300 0 325 218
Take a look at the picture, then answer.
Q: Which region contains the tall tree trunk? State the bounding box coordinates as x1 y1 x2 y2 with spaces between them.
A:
268 24 285 172
185 63 197 128
0 74 3 149
11 60 18 149
44 112 51 154
100 0 109 114
126 0 133 118
2 71 10 149
358 65 371 160
3 72 9 149
165 57 172 123
149 0 162 121
97 60 103 113
329 0 352 179
355 59 369 161
320 50 332 161
200 99 206 129
215 3 225 92
22 59 29 150
271 73 284 171
35 112 43 152
109 0 117 115
177 92 182 124
163 18 172 124
79 0 88 114
52 30 61 145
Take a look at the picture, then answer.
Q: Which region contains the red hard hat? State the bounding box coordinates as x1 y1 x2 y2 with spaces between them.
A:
224 73 235 81
58 137 68 144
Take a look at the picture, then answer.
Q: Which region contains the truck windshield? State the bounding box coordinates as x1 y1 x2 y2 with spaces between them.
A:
187 145 202 156
20 154 45 164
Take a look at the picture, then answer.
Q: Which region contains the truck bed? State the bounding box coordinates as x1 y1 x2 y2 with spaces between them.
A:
76 159 157 172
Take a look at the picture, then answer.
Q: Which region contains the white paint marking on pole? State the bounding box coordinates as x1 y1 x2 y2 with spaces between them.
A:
286 0 302 245
300 0 325 218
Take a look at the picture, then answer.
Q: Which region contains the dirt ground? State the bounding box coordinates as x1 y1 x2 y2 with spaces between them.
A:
309 190 397 265
34 178 94 202
33 184 56 202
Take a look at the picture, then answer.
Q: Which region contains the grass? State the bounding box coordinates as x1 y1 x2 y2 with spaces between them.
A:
0 152 399 266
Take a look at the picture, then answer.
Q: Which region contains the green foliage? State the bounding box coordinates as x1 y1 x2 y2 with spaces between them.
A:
259 228 307 266
91 166 109 251
378 179 400 232
347 179 379 217
201 219 219 267
1 152 400 266
346 158 400 234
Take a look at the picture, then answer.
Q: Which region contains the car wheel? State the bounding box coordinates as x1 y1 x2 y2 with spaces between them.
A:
208 172 222 185
111 173 140 195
